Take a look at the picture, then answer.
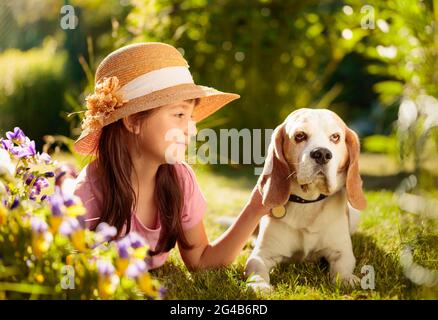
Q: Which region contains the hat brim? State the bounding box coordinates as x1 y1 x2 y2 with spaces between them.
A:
74 83 240 155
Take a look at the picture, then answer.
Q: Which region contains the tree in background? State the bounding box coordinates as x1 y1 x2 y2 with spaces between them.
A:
343 0 438 293
117 0 373 131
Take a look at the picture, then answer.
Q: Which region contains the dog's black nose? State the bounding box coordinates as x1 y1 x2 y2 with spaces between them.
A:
310 148 332 165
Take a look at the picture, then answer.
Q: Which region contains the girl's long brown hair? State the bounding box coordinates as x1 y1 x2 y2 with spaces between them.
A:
93 104 196 255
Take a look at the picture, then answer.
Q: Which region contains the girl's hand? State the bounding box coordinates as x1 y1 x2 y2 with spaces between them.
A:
246 184 270 218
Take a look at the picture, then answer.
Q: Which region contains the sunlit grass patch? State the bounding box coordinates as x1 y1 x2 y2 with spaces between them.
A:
151 167 437 300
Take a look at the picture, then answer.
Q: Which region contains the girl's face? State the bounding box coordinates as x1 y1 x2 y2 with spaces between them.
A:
133 100 197 164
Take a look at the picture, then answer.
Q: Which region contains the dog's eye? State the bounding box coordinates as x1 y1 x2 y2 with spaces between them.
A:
294 132 307 143
330 133 340 143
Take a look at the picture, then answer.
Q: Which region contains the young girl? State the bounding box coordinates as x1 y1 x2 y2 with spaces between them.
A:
73 42 269 270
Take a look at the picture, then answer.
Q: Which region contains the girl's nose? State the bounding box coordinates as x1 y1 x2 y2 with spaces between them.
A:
186 120 197 138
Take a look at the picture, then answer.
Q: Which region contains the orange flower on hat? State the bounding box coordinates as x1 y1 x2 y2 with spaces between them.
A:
81 76 127 131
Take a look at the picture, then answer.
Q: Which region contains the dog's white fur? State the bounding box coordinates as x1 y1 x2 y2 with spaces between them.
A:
245 108 366 293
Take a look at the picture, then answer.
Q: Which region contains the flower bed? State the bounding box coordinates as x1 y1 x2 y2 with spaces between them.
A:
0 128 163 299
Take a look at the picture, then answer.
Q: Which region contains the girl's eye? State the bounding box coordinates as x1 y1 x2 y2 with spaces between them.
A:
294 132 307 143
175 113 185 118
330 133 340 143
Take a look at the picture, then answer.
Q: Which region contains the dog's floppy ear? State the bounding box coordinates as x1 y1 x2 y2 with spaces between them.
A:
257 122 291 208
345 127 367 210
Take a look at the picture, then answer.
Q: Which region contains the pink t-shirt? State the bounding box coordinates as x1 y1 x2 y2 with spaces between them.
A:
73 161 206 270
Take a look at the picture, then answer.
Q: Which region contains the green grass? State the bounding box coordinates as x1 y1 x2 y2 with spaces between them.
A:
150 164 438 300
58 152 437 299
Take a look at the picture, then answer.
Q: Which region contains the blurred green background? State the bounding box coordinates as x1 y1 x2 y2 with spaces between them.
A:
1 0 437 180
0 0 437 299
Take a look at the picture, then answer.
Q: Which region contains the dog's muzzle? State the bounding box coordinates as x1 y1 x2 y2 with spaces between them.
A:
310 147 332 165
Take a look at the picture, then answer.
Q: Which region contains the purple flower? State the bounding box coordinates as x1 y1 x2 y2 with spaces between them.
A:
127 232 145 249
27 176 49 200
0 138 13 151
64 198 74 207
125 259 147 279
10 197 19 210
95 222 117 243
47 187 79 217
97 259 115 276
116 239 130 259
59 223 71 236
25 174 36 186
115 233 147 260
38 152 52 164
44 172 55 178
35 177 49 190
49 192 64 217
50 186 75 207
63 194 76 207
11 139 36 158
29 189 39 201
59 217 80 236
6 127 26 144
31 216 48 234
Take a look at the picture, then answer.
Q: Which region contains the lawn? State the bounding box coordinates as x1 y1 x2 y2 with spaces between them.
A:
59 153 437 300
148 157 438 300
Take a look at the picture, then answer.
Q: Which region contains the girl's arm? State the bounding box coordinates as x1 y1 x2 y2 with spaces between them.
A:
178 186 269 270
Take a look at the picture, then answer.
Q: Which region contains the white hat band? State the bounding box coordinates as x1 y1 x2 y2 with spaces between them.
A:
119 66 195 101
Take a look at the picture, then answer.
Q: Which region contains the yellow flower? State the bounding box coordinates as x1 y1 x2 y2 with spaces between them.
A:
35 274 44 283
49 215 63 233
0 203 7 225
31 232 53 259
138 273 159 298
66 205 86 217
116 258 130 276
98 275 119 299
132 247 148 260
66 254 74 266
71 229 87 252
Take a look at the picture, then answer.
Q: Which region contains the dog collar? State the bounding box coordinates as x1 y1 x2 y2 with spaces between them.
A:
270 194 328 219
289 194 327 204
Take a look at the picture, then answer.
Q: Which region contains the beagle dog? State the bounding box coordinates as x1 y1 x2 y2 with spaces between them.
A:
245 108 367 293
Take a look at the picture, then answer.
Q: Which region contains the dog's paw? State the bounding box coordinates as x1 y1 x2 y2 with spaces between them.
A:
342 274 361 288
331 274 361 288
247 282 272 295
247 275 272 295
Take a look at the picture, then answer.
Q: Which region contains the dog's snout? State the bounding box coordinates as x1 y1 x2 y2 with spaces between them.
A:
310 147 332 165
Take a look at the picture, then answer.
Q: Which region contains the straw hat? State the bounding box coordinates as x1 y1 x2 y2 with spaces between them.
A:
74 42 240 155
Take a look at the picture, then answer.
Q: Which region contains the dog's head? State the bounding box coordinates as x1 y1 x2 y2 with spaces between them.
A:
258 108 366 210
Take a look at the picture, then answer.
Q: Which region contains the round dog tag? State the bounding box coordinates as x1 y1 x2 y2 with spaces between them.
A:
270 206 286 219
